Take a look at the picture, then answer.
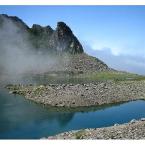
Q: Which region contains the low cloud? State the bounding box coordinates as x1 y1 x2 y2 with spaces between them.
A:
83 43 145 75
0 15 69 78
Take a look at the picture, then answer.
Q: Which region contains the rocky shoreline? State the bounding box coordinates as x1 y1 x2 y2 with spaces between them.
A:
6 80 145 107
47 119 145 139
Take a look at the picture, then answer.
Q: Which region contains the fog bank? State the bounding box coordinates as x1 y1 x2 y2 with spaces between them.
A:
0 15 69 78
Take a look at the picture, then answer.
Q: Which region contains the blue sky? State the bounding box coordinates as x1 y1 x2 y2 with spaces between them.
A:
0 6 145 74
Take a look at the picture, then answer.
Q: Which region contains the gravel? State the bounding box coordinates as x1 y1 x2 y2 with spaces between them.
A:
6 80 145 107
48 119 145 139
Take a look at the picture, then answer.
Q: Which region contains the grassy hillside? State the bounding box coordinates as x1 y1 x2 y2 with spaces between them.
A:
75 71 145 81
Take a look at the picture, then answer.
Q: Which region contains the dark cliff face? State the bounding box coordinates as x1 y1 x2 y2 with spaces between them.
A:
0 14 84 54
30 24 54 51
49 22 83 54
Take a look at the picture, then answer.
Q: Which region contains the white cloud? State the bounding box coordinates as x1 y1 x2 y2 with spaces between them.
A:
90 40 124 56
83 42 145 75
87 38 145 58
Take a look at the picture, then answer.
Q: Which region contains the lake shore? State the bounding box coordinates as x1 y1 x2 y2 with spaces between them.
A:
47 119 145 139
6 79 145 107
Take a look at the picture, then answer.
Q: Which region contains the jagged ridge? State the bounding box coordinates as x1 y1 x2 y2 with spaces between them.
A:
0 14 83 54
0 14 111 73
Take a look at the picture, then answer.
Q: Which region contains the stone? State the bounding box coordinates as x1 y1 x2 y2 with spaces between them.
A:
141 118 145 121
9 91 13 94
130 119 136 124
39 85 45 88
72 100 75 104
114 123 119 126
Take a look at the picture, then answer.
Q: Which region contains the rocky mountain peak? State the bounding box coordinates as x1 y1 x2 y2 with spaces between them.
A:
50 21 84 54
0 14 84 54
31 24 54 36
0 14 29 30
0 14 111 74
56 22 73 36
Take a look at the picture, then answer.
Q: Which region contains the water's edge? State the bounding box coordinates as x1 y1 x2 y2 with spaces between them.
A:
1 87 145 139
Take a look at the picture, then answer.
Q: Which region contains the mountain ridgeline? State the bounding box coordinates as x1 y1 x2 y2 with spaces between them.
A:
0 14 83 54
0 14 110 75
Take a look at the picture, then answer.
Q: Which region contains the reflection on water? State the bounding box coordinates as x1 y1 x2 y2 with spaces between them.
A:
0 89 75 138
1 88 145 139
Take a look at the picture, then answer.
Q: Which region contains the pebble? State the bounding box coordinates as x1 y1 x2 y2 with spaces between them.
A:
130 119 137 124
48 119 145 139
141 118 145 121
6 80 145 108
114 123 119 126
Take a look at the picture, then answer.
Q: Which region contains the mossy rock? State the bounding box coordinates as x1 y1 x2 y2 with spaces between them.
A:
74 130 86 139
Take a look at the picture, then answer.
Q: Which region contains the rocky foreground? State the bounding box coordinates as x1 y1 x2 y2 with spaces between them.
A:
47 119 145 139
6 80 145 107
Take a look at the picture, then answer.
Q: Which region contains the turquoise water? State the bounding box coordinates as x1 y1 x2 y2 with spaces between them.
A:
0 88 145 139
